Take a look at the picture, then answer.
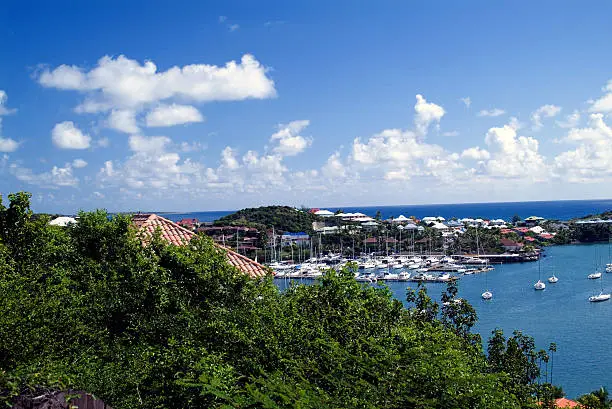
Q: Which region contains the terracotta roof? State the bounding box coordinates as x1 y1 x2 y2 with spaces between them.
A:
500 238 523 247
132 214 269 278
538 398 581 408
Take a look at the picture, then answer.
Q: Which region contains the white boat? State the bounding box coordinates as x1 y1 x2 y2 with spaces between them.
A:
589 293 611 302
398 271 411 281
588 272 602 279
481 291 493 300
363 260 376 270
606 263 612 273
437 273 452 282
534 257 545 290
355 275 373 283
548 275 559 283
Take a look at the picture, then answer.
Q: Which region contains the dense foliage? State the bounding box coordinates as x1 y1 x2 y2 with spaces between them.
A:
215 205 321 233
0 193 555 408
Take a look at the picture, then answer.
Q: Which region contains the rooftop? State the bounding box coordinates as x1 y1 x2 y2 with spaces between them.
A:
132 213 269 278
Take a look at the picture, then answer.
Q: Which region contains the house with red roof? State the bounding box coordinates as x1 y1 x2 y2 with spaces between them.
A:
539 233 555 240
132 213 269 279
524 236 536 243
500 238 523 252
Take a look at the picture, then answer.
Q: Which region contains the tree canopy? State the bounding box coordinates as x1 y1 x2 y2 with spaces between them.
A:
215 205 322 233
0 192 554 408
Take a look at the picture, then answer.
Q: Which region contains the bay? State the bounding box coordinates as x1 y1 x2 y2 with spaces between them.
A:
275 242 612 399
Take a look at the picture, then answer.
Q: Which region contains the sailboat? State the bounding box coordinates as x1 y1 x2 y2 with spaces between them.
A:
534 255 546 290
606 236 612 273
548 256 559 283
589 272 611 302
479 228 493 300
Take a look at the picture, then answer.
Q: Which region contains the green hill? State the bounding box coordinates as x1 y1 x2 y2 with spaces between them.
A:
215 205 322 233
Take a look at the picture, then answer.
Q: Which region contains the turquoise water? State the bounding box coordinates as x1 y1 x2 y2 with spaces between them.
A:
275 243 612 398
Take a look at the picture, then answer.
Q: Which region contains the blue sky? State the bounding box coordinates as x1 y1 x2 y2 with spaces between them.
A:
2 1 612 213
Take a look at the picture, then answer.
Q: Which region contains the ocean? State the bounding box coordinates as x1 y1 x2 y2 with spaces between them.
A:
161 199 612 223
276 242 612 399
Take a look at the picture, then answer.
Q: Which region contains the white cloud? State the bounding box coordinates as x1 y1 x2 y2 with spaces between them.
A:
38 54 276 112
270 120 312 156
321 152 346 178
589 80 612 113
442 130 459 137
414 94 445 136
461 146 490 160
477 108 505 117
557 110 580 129
460 97 471 108
384 168 411 181
0 91 19 152
145 104 204 127
107 109 139 133
10 163 79 188
51 121 91 149
0 138 19 152
228 24 240 32
97 137 110 148
72 158 88 168
220 146 240 170
554 113 612 182
128 134 171 154
531 104 561 130
0 90 17 116
483 120 548 180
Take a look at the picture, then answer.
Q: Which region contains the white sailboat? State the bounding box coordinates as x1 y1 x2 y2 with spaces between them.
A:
479 227 493 300
534 256 546 290
588 272 602 279
589 272 611 302
548 256 559 283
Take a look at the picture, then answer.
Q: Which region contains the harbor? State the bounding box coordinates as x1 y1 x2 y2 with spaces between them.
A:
274 242 612 399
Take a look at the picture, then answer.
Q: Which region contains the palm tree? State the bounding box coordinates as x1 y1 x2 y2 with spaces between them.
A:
549 343 557 386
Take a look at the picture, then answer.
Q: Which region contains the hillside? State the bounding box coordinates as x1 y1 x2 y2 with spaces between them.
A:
214 205 322 233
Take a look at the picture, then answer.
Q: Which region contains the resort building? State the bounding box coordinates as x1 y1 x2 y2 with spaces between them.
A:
132 213 269 278
500 238 524 252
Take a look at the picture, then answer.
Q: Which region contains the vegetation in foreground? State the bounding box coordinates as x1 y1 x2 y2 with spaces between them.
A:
0 192 583 408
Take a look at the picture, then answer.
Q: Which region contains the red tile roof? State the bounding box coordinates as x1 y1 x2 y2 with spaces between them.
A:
500 238 523 247
132 214 270 279
524 236 536 242
539 398 581 408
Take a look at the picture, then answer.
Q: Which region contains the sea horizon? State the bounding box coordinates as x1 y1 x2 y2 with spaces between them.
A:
157 198 612 224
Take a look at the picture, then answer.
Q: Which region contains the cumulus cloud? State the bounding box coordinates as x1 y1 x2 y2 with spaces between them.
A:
0 91 19 152
145 104 204 127
107 109 139 133
321 152 346 178
0 138 19 152
461 147 490 160
0 90 17 116
483 120 548 180
557 110 580 129
554 113 612 182
589 80 612 113
10 163 79 188
270 120 312 156
477 108 505 117
414 94 445 136
51 121 91 149
531 104 561 130
71 158 88 168
220 146 240 170
38 54 276 113
128 135 172 154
